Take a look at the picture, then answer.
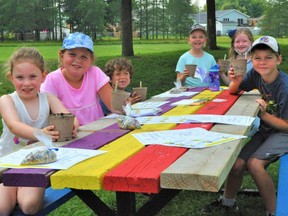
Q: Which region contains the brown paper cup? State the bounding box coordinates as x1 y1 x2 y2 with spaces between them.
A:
49 113 75 142
185 64 197 77
111 90 131 114
218 59 230 73
132 87 147 101
230 59 247 76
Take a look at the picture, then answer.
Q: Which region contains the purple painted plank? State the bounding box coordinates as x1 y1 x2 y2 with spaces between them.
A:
2 123 130 187
63 123 129 149
158 87 203 113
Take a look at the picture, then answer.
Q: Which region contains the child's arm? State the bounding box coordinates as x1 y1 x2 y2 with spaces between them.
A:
47 94 79 138
0 95 57 141
219 72 231 86
98 83 113 111
256 98 288 133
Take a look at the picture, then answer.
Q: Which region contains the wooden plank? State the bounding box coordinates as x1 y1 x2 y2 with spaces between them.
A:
50 131 145 190
160 92 260 192
103 90 237 193
276 154 288 216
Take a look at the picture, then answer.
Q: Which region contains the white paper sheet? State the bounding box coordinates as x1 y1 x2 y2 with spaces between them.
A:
152 91 199 98
136 114 255 126
131 101 169 109
0 147 107 169
171 99 203 106
132 128 246 149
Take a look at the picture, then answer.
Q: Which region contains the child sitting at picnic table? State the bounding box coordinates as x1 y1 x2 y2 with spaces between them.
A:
0 47 79 215
100 58 142 115
175 24 230 87
41 32 112 125
202 36 288 216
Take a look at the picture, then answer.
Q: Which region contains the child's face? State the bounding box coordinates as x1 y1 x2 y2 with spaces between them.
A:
61 48 93 78
10 61 45 100
252 49 282 77
233 33 252 54
111 69 131 90
188 30 207 50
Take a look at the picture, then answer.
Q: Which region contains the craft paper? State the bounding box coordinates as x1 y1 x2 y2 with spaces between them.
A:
132 127 246 149
136 114 255 126
0 147 107 169
153 91 199 98
131 101 169 109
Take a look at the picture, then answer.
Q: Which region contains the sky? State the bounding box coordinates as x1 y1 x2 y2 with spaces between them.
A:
191 0 206 8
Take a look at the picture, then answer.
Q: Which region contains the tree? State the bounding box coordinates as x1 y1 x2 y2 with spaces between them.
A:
206 0 217 49
121 0 134 56
260 0 288 38
166 0 195 39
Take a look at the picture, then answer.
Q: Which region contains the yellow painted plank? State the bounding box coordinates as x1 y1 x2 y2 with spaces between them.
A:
163 89 222 116
51 132 144 190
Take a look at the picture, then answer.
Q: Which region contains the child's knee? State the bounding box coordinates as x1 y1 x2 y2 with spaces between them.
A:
19 201 43 215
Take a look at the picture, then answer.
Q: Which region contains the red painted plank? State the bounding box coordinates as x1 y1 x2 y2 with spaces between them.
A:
103 90 241 193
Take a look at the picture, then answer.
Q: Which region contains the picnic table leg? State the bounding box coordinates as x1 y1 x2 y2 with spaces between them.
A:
116 192 136 216
136 189 180 216
72 189 116 216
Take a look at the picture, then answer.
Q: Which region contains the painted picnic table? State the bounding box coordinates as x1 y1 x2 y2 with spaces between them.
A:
1 87 260 216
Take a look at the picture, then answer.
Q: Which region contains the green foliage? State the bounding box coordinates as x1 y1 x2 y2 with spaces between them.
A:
260 0 288 38
166 0 196 38
215 0 266 17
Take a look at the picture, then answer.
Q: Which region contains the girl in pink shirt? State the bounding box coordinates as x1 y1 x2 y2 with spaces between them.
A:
41 32 112 125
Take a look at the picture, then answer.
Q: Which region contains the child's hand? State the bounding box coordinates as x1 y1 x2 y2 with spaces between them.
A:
41 125 60 142
72 118 80 138
228 66 243 83
127 92 142 104
256 98 267 117
183 68 189 77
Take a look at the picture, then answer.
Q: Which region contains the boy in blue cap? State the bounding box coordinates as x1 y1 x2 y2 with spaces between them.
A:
202 36 288 216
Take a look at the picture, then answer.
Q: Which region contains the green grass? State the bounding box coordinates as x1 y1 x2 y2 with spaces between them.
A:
0 36 285 215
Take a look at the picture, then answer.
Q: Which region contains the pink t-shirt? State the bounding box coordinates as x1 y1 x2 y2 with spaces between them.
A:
41 66 109 126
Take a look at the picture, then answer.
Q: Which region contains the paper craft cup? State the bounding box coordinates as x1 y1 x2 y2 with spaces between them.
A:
132 87 147 101
49 113 75 142
185 64 197 77
230 59 247 76
218 59 230 73
111 90 131 114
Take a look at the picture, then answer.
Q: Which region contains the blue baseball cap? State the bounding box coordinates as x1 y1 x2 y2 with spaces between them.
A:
62 32 94 53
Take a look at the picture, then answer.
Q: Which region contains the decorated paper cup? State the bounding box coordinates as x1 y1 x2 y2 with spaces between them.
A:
132 87 147 101
111 90 131 114
49 113 75 142
218 59 230 73
185 64 197 77
230 59 247 76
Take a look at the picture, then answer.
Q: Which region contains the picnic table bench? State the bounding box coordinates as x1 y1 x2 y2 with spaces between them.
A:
276 153 288 216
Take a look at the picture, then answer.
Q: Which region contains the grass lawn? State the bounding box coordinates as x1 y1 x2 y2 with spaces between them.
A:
0 36 286 215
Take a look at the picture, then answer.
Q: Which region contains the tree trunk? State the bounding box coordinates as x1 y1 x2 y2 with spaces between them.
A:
121 0 134 56
207 0 217 50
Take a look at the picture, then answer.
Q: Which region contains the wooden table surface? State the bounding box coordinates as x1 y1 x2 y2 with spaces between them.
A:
1 87 260 215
